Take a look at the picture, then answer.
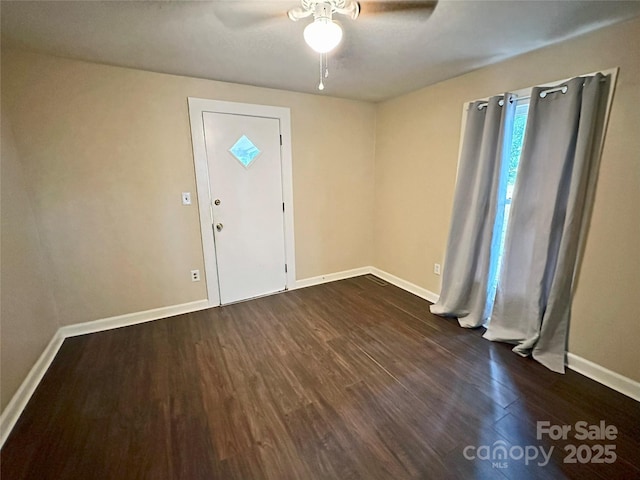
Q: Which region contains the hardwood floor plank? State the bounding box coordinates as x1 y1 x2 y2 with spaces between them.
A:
283 402 362 480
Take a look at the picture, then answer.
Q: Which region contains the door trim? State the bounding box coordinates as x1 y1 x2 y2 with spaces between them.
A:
188 98 296 307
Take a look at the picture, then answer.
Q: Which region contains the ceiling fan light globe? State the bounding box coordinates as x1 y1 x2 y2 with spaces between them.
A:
303 18 342 53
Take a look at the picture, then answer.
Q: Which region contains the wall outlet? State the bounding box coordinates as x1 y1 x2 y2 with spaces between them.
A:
434 263 441 275
191 269 200 282
182 192 192 205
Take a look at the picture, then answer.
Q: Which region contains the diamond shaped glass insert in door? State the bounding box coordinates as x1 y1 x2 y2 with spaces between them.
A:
229 135 261 168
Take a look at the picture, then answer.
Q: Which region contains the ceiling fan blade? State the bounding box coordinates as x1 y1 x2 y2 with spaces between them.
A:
357 0 438 17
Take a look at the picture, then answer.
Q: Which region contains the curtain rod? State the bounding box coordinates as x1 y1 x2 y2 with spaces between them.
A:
475 76 607 110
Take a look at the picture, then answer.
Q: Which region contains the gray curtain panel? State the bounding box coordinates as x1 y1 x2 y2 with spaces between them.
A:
485 74 609 373
430 95 515 327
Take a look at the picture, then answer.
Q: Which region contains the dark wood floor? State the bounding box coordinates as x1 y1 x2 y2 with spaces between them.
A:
2 276 639 479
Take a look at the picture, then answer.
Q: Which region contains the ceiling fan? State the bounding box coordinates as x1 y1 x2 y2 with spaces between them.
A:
214 1 437 91
287 0 437 90
288 1 358 54
288 0 358 89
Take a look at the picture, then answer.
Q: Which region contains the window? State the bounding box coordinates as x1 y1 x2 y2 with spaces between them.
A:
486 100 529 319
229 134 261 168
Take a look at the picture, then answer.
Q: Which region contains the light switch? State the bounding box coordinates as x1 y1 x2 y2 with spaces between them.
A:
182 192 192 205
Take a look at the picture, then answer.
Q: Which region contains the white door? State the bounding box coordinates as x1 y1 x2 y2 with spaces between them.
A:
203 112 287 304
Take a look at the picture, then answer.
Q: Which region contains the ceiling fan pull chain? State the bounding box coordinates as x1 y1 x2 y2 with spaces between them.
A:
324 53 329 78
318 53 325 90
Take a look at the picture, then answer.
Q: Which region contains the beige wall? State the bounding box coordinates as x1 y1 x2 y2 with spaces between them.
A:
2 17 638 413
1 114 60 409
374 17 640 381
1 49 375 328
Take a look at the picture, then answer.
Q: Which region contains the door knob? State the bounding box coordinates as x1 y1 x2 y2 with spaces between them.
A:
216 223 223 232
214 199 221 206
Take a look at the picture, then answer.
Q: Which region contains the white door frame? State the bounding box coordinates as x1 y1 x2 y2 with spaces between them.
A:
188 98 296 307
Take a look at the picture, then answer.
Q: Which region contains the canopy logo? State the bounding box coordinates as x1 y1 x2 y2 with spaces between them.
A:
463 440 553 468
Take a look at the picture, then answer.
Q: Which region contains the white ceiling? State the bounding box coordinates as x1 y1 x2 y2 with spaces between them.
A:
2 0 640 102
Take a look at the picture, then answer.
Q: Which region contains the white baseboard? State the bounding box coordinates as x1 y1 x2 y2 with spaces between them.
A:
59 299 211 338
370 267 440 304
295 266 440 304
295 267 372 289
0 299 211 448
567 353 640 402
0 331 65 447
